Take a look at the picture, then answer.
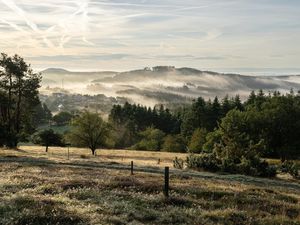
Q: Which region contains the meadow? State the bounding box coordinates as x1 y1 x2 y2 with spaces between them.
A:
0 146 299 225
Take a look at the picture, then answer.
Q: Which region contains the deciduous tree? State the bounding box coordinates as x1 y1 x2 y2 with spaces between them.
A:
33 129 64 152
67 111 110 155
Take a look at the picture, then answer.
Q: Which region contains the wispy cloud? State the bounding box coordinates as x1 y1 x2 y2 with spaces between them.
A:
1 0 38 31
0 0 299 71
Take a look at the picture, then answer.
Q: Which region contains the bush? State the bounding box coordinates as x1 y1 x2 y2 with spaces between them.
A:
186 153 220 172
173 157 184 169
236 157 277 177
281 161 299 178
261 164 277 177
255 160 277 177
221 158 238 173
185 154 277 177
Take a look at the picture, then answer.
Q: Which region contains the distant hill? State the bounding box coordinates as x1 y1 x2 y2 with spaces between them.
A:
40 66 300 106
41 68 70 74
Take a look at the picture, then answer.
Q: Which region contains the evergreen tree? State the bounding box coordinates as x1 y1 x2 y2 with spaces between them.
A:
233 95 243 111
188 128 208 153
0 53 41 147
221 95 233 117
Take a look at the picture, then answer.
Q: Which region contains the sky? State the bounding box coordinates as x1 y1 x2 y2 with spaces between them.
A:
0 0 300 73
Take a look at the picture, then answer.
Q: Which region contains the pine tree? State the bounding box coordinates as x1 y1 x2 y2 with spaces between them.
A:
0 53 41 147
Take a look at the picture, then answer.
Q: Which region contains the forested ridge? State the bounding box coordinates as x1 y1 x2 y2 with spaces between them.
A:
1 53 299 178
108 90 300 177
110 90 300 160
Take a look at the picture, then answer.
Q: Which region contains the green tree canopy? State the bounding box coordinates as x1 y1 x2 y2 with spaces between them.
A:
53 111 74 126
67 111 110 155
0 53 41 147
215 109 264 162
162 134 186 153
188 128 208 154
33 129 64 152
131 126 165 151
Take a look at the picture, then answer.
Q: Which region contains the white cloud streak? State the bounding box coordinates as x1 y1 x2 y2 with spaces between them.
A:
1 0 38 31
0 0 299 72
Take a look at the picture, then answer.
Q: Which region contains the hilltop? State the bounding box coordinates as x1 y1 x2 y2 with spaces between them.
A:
40 66 300 106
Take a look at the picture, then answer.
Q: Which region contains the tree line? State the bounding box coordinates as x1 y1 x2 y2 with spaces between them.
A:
107 90 300 177
108 90 300 161
1 54 299 178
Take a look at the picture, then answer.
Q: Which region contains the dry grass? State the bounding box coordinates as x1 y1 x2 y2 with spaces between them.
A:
0 146 188 168
0 147 300 225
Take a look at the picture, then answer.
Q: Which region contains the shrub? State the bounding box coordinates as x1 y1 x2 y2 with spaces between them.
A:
261 164 277 178
255 160 277 177
281 161 299 178
173 157 184 169
221 158 238 173
193 109 278 178
186 153 220 172
185 154 277 177
236 157 277 177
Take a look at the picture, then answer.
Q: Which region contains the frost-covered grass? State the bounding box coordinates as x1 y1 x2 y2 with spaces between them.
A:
0 147 299 225
1 146 188 168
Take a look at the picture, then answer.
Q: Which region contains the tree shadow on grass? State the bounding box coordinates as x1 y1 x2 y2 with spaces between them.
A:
0 195 88 225
0 155 58 167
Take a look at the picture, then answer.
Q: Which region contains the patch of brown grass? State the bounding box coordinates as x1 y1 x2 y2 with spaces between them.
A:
0 148 300 225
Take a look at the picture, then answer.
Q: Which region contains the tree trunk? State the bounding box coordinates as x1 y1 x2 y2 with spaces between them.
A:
91 148 96 156
7 134 18 149
15 80 22 133
7 74 12 134
46 146 48 152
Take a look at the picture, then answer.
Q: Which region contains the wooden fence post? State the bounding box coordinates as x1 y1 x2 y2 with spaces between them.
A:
164 166 169 197
66 143 71 160
131 161 134 175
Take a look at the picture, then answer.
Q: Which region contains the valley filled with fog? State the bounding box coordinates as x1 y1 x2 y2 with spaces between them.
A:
41 66 300 108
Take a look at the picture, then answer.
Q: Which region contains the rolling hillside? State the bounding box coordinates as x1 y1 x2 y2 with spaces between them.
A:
0 147 299 225
41 66 300 106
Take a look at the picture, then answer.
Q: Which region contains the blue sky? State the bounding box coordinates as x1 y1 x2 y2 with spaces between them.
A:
0 0 300 72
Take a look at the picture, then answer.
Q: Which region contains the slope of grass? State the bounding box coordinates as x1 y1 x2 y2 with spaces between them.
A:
1 146 188 168
0 147 299 225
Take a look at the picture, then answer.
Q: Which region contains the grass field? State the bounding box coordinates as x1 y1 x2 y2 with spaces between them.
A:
0 146 300 225
1 146 188 168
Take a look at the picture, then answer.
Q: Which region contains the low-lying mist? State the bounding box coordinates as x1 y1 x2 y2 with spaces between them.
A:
40 67 300 107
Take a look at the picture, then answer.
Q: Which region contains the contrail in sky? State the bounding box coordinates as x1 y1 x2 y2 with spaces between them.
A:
0 0 56 48
1 0 38 31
